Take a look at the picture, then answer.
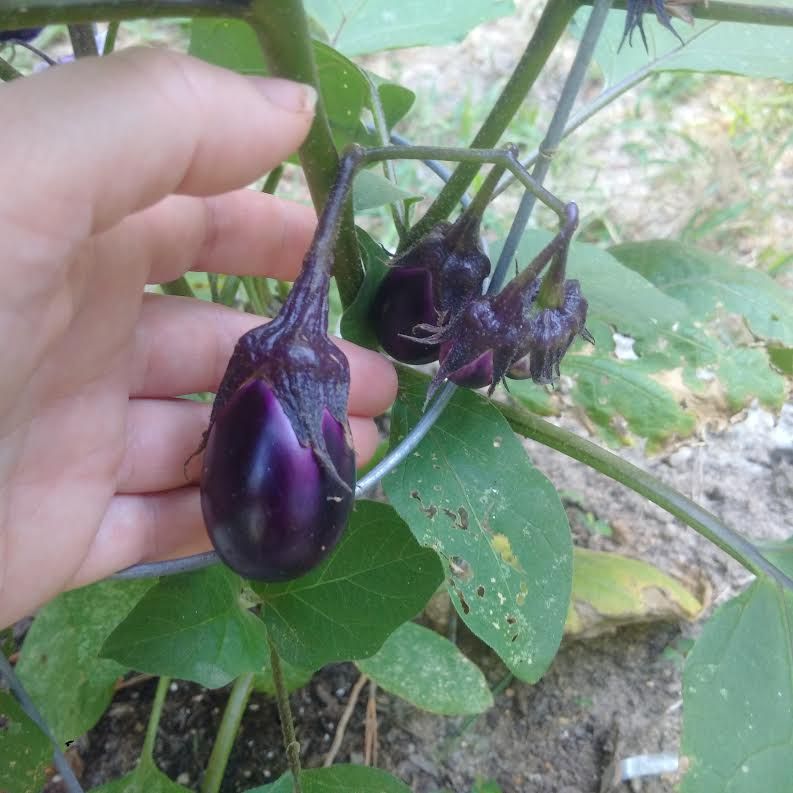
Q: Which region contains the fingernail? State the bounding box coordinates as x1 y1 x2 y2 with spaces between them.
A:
250 77 317 114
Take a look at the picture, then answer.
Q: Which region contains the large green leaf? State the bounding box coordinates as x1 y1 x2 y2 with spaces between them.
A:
610 240 793 347
90 760 191 793
356 621 493 715
304 0 515 56
0 692 50 793
353 170 420 212
581 4 793 85
250 765 412 792
253 501 444 669
681 578 793 792
385 369 572 683
101 566 268 689
16 578 153 744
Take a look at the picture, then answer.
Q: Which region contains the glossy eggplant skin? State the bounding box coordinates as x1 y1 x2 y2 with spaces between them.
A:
201 379 355 582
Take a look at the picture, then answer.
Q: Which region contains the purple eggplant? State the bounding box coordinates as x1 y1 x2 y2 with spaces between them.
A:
196 155 358 581
372 162 508 364
412 203 592 403
0 28 42 43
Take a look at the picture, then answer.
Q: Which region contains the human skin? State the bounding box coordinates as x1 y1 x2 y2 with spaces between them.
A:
0 48 397 628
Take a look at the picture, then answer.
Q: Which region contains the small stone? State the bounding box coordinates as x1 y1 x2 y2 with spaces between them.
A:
176 773 190 785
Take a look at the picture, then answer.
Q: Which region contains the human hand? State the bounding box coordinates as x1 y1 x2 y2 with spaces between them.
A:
0 48 397 628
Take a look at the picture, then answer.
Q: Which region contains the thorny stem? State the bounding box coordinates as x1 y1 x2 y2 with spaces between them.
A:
140 675 171 765
448 156 510 246
402 0 579 248
582 0 793 26
491 0 613 293
499 401 793 592
200 673 255 793
248 0 363 308
267 632 303 793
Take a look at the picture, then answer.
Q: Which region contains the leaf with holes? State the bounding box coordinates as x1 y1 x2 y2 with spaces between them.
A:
385 368 572 683
0 692 51 793
681 578 793 792
356 621 492 715
253 501 443 669
250 765 412 792
16 578 153 744
101 567 268 689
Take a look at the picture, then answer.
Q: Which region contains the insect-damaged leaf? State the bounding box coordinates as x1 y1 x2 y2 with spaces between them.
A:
385 368 572 683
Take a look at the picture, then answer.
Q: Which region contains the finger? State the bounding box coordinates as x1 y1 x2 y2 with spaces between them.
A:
72 419 382 586
131 295 398 418
0 47 316 246
117 398 382 494
117 190 317 284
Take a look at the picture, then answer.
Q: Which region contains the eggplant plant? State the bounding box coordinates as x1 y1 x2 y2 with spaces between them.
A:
1 2 793 793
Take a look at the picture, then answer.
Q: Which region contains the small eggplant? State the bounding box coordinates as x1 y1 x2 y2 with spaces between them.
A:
197 156 358 581
372 162 508 364
412 203 592 403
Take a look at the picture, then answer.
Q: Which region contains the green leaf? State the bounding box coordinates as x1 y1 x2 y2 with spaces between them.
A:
681 579 793 792
340 228 390 349
610 240 793 347
101 567 268 689
90 760 192 793
369 78 416 130
582 4 793 85
250 764 412 792
305 0 516 56
353 170 420 212
356 621 492 715
385 369 572 683
16 578 153 743
565 354 696 450
189 21 368 146
253 501 444 669
0 692 50 793
768 345 793 375
566 548 702 638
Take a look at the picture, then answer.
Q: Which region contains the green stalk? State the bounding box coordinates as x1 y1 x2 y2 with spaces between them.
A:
160 276 197 298
140 675 171 767
491 0 612 292
267 632 303 793
103 20 120 55
0 56 22 81
248 0 362 308
200 673 255 793
0 0 247 26
402 0 579 248
68 23 98 56
499 400 793 591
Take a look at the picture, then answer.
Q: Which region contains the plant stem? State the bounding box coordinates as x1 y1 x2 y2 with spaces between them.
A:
68 23 98 56
402 0 579 248
582 0 793 26
267 633 303 793
160 276 197 298
248 0 362 308
499 400 793 591
0 56 22 81
140 675 171 765
364 70 407 239
200 673 255 793
491 0 612 292
103 20 120 55
0 0 248 26
262 165 284 196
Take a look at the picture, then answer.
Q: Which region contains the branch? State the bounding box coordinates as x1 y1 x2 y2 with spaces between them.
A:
581 0 793 26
